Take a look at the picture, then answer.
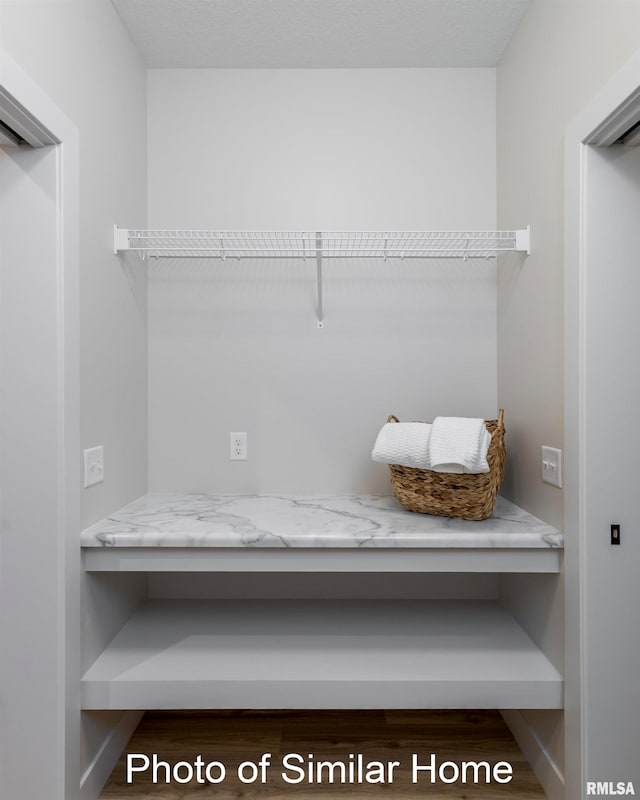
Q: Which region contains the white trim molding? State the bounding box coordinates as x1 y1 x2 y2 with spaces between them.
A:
0 45 80 800
501 710 565 800
80 712 143 800
564 44 640 800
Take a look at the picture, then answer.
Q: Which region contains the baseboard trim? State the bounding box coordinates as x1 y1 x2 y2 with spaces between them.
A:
501 709 565 800
80 711 143 800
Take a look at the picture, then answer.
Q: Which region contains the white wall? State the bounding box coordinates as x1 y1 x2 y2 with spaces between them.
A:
497 0 640 528
0 0 148 529
0 1 148 796
496 2 640 797
147 68 498 493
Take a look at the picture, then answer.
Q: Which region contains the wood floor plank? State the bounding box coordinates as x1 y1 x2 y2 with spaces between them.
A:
99 710 547 799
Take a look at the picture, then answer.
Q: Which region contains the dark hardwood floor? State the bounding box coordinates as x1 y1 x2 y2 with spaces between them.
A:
99 710 547 799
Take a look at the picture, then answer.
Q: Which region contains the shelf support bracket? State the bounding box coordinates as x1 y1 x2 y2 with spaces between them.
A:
113 225 130 255
515 225 531 256
315 231 324 328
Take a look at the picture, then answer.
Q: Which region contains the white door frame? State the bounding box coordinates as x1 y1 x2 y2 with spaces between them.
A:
0 48 80 799
564 49 640 799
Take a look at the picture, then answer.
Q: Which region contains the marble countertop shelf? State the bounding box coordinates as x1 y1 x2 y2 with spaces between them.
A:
81 493 563 573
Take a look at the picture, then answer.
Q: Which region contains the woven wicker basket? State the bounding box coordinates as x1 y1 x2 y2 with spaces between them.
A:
387 409 505 520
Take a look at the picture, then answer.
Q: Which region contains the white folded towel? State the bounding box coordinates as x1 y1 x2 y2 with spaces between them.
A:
371 422 432 469
427 416 491 474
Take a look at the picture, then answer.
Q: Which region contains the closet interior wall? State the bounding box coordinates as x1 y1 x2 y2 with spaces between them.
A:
146 67 498 496
0 0 149 530
1 1 149 793
141 66 506 714
496 1 640 794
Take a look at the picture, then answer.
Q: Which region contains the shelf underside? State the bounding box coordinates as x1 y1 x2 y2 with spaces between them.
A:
81 599 562 711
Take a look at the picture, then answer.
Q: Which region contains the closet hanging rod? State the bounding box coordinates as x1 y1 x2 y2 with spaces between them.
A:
113 226 532 259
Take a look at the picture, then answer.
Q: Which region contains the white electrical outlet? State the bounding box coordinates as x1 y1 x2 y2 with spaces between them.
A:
230 432 248 460
83 445 104 488
541 445 562 488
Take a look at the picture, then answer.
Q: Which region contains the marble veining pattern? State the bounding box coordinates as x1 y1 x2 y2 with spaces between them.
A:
81 494 563 549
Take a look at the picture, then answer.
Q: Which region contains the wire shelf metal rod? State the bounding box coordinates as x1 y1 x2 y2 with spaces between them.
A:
113 225 531 324
115 227 530 258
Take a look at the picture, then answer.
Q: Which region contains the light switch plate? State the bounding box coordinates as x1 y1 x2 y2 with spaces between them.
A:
541 445 562 488
84 445 104 488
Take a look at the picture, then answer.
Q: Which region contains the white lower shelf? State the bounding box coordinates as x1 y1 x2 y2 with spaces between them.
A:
81 599 563 711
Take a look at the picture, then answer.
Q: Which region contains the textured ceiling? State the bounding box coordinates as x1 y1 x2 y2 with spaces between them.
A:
111 0 530 69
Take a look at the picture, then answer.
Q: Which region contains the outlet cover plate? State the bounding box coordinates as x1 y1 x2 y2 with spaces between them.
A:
541 445 562 488
84 445 104 488
230 432 247 460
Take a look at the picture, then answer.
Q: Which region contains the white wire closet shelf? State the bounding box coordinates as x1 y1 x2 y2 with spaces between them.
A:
114 227 531 260
114 226 531 326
